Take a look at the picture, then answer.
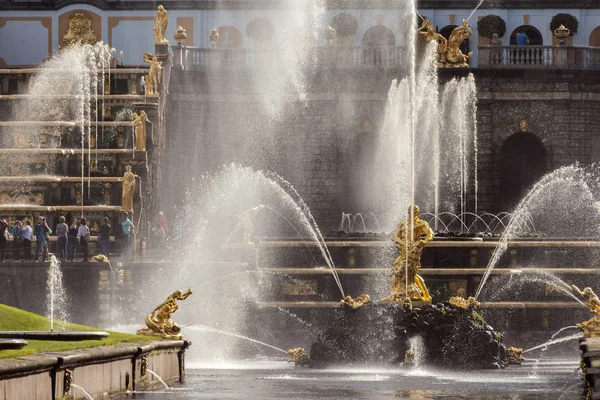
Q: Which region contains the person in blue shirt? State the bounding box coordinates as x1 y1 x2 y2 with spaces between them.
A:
34 216 52 262
516 31 529 46
11 220 22 261
121 212 134 263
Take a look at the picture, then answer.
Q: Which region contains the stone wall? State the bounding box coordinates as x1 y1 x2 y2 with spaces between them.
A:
163 67 600 229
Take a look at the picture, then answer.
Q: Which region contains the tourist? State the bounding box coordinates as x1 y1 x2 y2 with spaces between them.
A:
516 30 529 46
77 218 90 262
11 220 22 261
67 218 79 262
156 211 169 236
21 220 33 261
121 212 134 262
0 219 7 262
34 216 52 262
98 217 111 258
55 216 69 262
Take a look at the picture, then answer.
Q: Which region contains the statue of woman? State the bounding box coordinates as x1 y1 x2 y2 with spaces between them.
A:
154 5 169 44
121 165 138 213
132 111 149 151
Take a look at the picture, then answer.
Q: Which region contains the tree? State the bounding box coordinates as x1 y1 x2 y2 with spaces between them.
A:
477 15 507 39
550 13 579 36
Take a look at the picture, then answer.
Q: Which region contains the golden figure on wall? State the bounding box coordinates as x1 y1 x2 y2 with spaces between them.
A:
445 20 473 67
143 53 163 96
62 13 98 47
132 110 150 151
572 285 600 338
417 19 447 65
154 5 169 44
137 289 192 339
120 164 138 213
381 205 433 303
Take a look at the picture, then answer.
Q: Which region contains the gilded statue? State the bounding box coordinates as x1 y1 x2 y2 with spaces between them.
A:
506 347 524 364
287 347 309 366
120 165 138 213
572 285 600 338
132 111 150 151
381 205 433 303
340 294 370 309
137 289 192 339
417 19 447 64
62 13 98 47
154 5 169 45
225 205 265 246
449 296 480 309
143 53 163 96
445 20 473 67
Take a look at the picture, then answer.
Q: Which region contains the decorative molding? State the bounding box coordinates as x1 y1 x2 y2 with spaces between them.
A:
449 14 456 25
523 14 530 25
0 17 52 57
59 10 101 48
108 16 153 47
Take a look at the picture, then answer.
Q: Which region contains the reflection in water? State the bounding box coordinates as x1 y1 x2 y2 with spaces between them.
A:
113 359 583 400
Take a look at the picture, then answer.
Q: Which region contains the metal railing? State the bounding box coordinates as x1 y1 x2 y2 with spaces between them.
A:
478 45 600 69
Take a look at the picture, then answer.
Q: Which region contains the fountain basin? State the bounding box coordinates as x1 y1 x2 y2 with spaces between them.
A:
0 339 28 350
0 331 109 341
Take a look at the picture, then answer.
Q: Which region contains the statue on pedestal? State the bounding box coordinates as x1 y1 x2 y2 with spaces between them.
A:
143 53 163 96
381 205 433 303
132 111 149 151
137 289 192 339
154 5 169 44
120 165 138 213
572 285 600 338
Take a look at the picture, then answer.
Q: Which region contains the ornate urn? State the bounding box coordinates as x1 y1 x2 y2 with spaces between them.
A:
209 27 220 48
553 24 570 45
174 26 187 45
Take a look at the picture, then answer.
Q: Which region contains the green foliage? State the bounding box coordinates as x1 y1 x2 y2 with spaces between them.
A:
477 15 507 38
550 13 579 36
246 17 274 42
330 13 358 37
0 304 158 359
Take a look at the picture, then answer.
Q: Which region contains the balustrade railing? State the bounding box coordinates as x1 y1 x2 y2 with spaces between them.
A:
175 46 406 70
479 45 600 69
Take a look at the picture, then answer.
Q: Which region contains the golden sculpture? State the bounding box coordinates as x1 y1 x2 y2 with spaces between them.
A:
287 347 309 366
154 5 169 45
137 289 192 339
553 24 570 45
572 285 600 338
404 348 416 367
143 53 163 96
120 165 138 213
520 119 528 132
449 296 480 309
506 347 524 364
209 27 220 48
340 294 370 309
381 205 433 303
445 20 473 67
62 13 98 47
417 19 447 65
132 111 150 151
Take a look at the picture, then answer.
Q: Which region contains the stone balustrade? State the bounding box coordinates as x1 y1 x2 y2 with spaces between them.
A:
478 45 600 69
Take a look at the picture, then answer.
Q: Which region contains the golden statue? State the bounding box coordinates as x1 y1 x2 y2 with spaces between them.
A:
417 19 447 65
340 294 370 309
137 289 192 339
445 20 473 67
62 13 98 47
381 205 433 303
154 5 169 44
449 296 480 309
120 165 138 213
287 347 309 366
132 111 150 151
506 347 524 364
143 53 163 96
572 285 600 338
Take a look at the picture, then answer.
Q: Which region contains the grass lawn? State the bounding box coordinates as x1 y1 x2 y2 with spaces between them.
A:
0 304 160 359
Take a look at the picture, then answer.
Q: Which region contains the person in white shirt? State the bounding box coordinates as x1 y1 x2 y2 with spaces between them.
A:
77 217 91 262
21 220 33 261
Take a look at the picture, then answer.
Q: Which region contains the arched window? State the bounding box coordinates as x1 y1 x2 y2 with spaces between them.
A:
509 25 543 45
590 26 600 47
361 25 396 47
500 132 546 211
217 26 243 48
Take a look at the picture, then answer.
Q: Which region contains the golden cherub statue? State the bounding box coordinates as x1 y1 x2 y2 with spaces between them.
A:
381 205 433 303
417 19 447 64
449 296 480 309
287 347 309 366
506 347 524 364
340 294 370 309
132 110 150 151
137 289 192 339
572 285 600 338
143 53 163 96
445 19 473 67
154 5 169 44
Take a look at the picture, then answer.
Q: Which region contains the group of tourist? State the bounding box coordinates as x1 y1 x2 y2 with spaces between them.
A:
0 212 135 263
